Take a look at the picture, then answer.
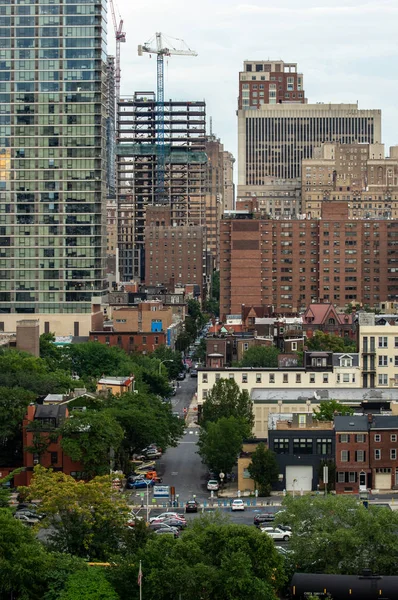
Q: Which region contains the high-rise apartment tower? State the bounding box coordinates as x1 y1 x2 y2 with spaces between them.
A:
0 0 108 334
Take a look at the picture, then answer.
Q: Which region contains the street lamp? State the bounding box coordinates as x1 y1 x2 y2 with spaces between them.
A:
159 359 173 376
143 479 152 522
219 471 225 491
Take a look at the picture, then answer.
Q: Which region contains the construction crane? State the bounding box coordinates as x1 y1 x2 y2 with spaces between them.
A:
109 0 126 103
138 33 197 202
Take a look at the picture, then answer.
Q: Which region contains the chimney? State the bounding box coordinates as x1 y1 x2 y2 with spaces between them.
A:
368 413 373 424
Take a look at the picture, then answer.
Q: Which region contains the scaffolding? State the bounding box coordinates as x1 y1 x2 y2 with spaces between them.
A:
116 92 207 281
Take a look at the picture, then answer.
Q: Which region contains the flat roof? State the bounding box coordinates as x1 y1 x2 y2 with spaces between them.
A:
251 388 398 403
98 377 133 385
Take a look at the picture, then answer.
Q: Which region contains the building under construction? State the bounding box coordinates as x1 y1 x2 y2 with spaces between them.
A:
116 92 207 281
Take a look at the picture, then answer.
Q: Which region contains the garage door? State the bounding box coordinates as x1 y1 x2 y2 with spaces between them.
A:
286 466 313 492
375 472 391 490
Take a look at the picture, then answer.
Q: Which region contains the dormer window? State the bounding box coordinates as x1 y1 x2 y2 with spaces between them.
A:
328 317 335 325
340 356 352 368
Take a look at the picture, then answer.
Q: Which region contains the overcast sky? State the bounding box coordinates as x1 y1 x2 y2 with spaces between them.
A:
110 0 398 167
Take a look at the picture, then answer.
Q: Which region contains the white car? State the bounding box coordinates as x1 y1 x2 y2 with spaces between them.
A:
231 499 245 511
149 512 185 523
261 527 292 542
207 479 219 491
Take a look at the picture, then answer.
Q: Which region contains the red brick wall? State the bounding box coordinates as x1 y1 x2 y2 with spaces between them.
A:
89 331 166 354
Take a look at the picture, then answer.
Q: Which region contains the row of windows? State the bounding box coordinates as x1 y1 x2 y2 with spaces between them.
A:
273 438 332 455
341 449 396 461
339 433 397 443
201 372 350 385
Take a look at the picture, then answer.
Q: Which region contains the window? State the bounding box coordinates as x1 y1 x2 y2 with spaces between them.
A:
340 434 350 443
374 449 381 460
291 342 297 351
269 374 275 383
323 373 329 383
215 373 220 381
349 472 356 483
283 373 288 383
202 390 208 399
378 336 388 348
391 434 397 442
374 434 381 442
378 355 388 367
202 374 208 383
273 438 289 454
378 374 388 386
341 357 352 367
256 373 262 383
343 373 350 383
316 438 332 455
391 449 397 460
228 373 234 380
142 336 147 344
293 438 313 454
356 434 365 443
309 373 315 383
341 450 350 462
395 337 398 348
355 450 365 462
242 373 248 383
296 373 301 384
50 452 58 465
338 472 345 483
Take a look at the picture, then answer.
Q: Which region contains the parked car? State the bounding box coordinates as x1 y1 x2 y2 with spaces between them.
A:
207 479 219 491
152 518 187 530
260 527 292 542
14 513 40 526
185 500 199 513
154 527 179 538
15 508 44 521
148 521 179 532
176 372 185 381
190 369 198 378
231 499 245 511
253 512 277 526
149 512 185 523
126 478 155 490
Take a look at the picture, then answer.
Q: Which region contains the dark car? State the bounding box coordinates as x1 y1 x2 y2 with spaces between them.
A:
154 528 179 538
190 369 198 378
160 518 187 529
254 512 277 527
15 508 45 521
176 372 185 381
126 478 155 490
148 522 178 532
185 500 199 513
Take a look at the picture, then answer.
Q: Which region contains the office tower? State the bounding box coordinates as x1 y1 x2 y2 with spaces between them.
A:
237 60 382 207
220 203 398 317
117 92 207 281
106 56 116 198
302 143 398 219
0 0 108 335
223 150 235 212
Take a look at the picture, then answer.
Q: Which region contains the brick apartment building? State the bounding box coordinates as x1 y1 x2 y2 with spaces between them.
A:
335 415 398 494
144 205 205 295
220 202 398 318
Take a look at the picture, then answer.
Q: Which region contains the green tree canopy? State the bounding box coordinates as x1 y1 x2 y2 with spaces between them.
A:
313 399 354 421
60 410 124 477
152 345 183 380
0 387 36 465
276 495 398 575
19 466 133 561
0 349 72 394
65 342 134 380
239 345 280 368
306 330 357 352
198 416 247 475
201 378 254 432
58 569 118 600
40 333 71 373
248 443 279 496
108 519 285 600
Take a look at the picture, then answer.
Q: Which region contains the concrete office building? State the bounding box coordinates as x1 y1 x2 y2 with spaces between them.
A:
302 142 398 219
237 60 382 205
0 0 108 335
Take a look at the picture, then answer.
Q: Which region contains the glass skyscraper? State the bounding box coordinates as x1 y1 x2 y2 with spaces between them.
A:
0 0 108 322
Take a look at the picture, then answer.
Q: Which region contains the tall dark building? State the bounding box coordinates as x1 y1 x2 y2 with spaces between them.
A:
0 0 108 335
106 56 116 198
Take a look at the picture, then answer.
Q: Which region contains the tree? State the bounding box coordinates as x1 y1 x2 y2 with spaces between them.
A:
175 331 191 353
0 349 72 394
106 392 184 473
198 416 247 475
60 411 124 477
248 443 279 496
65 342 134 380
19 466 132 560
58 569 118 600
0 386 36 466
152 345 183 380
40 333 71 373
0 468 24 508
108 521 285 600
313 399 354 421
201 378 254 432
306 330 357 352
276 495 398 575
239 345 280 368
0 508 51 599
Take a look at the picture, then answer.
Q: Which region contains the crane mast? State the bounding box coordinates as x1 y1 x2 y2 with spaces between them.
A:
138 32 197 203
109 0 126 103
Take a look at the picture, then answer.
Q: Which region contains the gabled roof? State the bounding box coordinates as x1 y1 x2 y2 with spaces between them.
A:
303 303 353 326
333 353 360 367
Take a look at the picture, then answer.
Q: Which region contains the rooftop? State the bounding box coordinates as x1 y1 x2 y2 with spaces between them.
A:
251 388 398 403
97 376 134 386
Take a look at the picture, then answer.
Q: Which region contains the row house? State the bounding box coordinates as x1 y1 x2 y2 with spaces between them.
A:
358 312 398 388
335 415 398 493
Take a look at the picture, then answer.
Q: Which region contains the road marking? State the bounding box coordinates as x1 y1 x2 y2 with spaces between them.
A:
171 472 178 476
178 441 196 444
189 431 193 434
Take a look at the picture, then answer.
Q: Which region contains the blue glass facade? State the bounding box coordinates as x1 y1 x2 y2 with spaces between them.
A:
0 0 108 315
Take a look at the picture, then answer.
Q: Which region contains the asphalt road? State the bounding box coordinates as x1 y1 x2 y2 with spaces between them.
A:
169 374 197 419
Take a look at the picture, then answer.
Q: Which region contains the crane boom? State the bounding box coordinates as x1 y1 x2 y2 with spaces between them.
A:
138 32 197 203
109 0 126 103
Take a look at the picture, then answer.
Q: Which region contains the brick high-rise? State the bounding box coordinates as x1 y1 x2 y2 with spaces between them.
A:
220 203 398 318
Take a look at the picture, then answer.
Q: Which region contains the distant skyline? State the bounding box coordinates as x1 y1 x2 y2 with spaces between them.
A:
110 0 398 162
